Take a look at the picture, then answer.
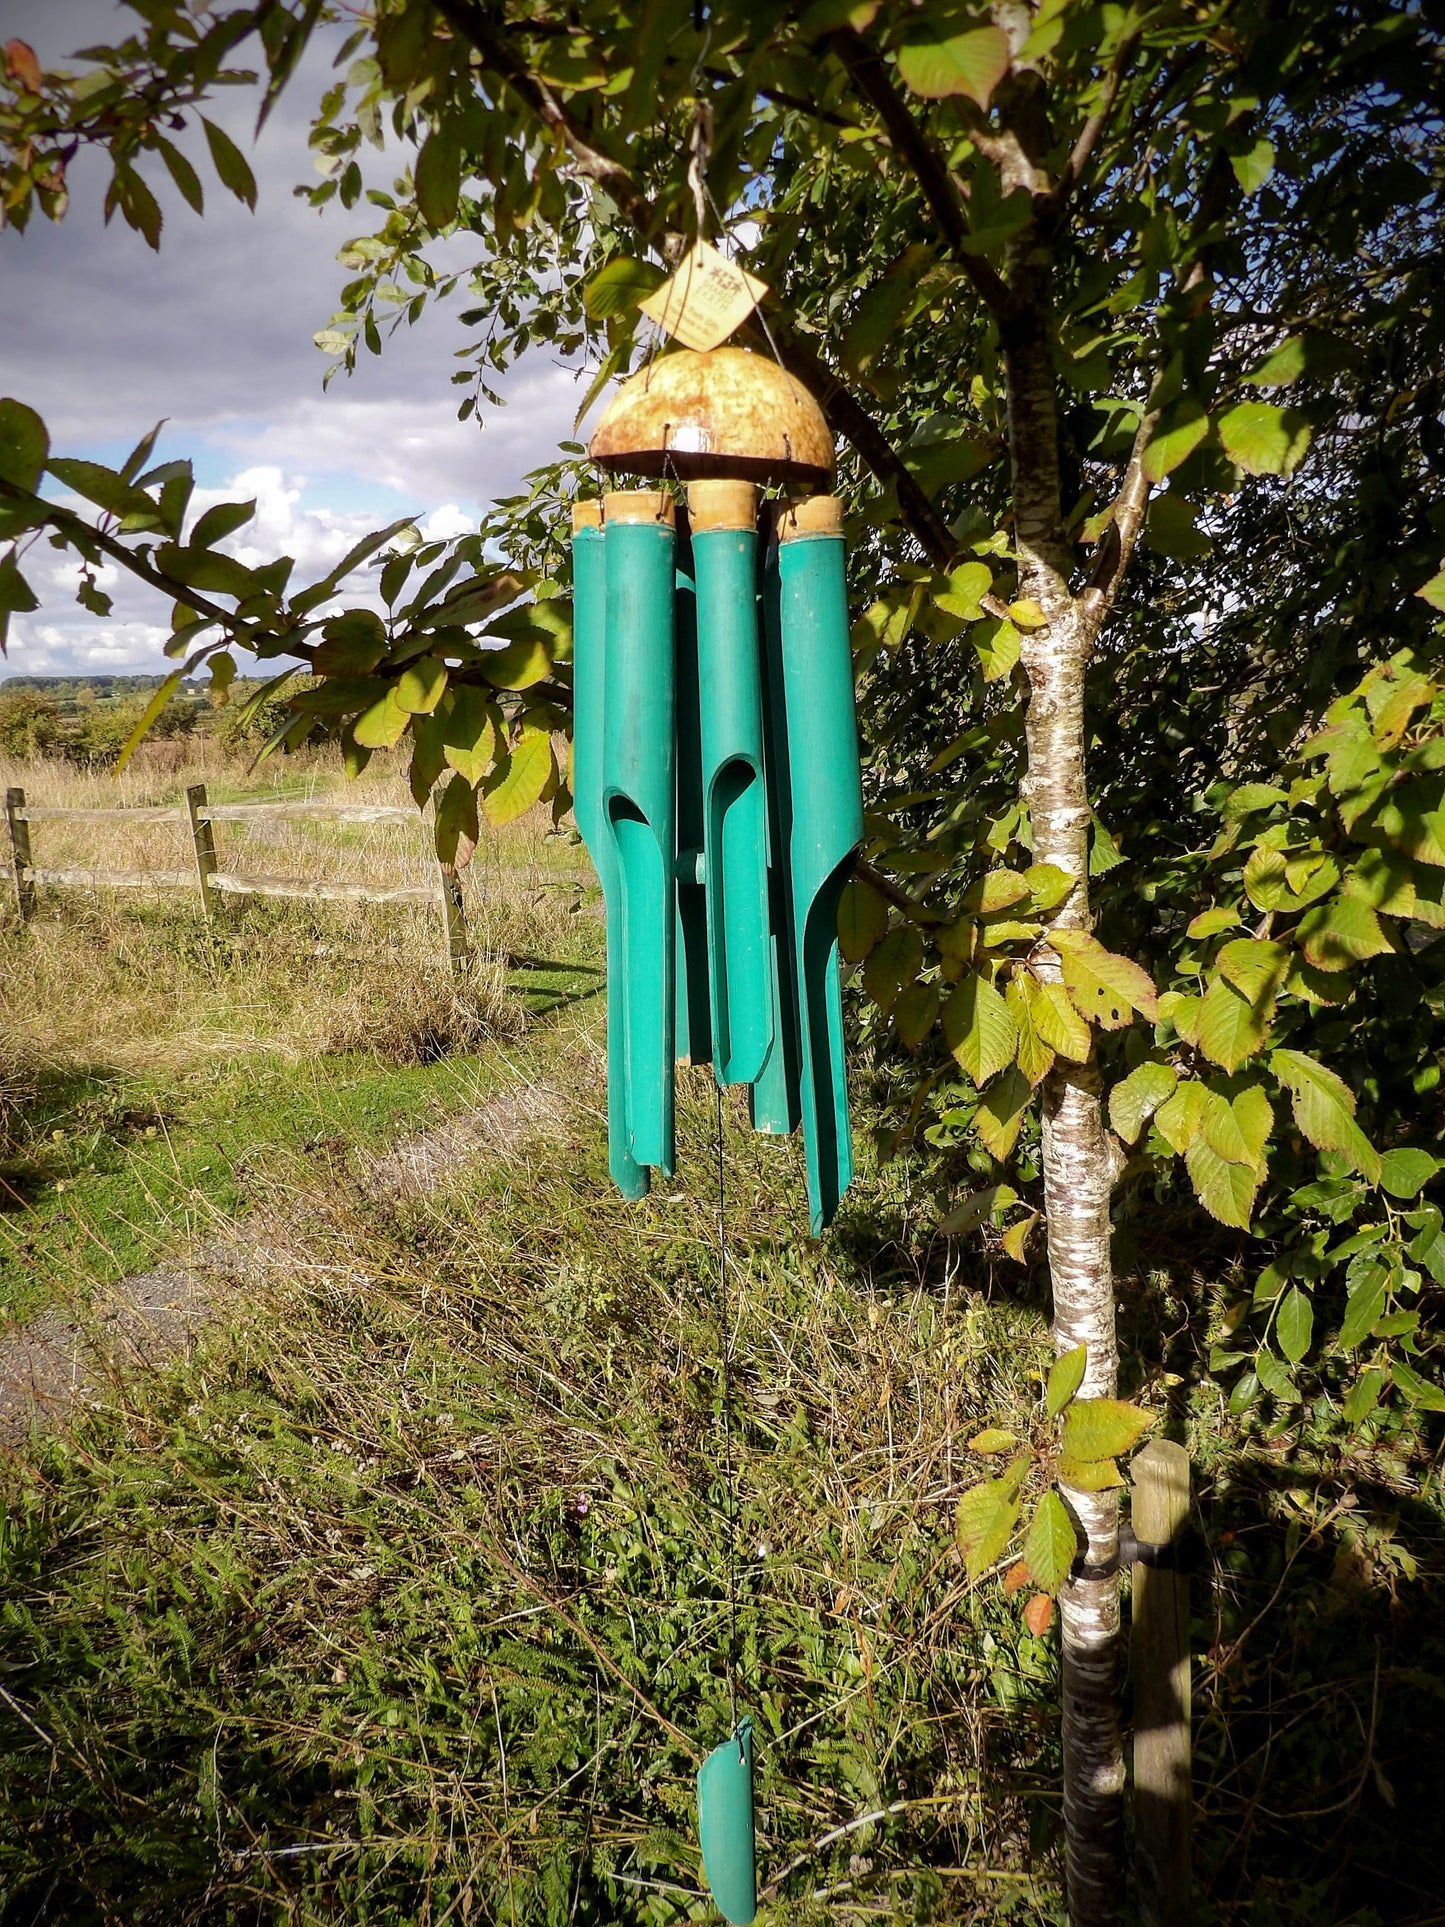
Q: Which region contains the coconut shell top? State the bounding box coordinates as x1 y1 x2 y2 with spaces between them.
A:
588 346 834 488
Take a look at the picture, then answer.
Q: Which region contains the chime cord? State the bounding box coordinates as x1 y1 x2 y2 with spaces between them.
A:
714 1083 740 1734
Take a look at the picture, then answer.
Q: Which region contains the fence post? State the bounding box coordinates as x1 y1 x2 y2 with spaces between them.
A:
438 864 469 977
5 787 34 923
184 782 219 925
1131 1437 1192 1926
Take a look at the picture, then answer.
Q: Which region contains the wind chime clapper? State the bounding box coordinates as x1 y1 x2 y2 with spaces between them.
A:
571 345 865 1239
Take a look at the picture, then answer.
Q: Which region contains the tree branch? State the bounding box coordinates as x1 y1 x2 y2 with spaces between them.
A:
1050 32 1139 209
432 0 957 568
825 28 1013 322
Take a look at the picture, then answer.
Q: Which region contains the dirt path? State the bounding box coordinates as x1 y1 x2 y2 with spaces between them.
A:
0 1054 582 1450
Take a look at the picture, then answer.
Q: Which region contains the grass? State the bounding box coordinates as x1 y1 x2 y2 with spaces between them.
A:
2 747 1445 1924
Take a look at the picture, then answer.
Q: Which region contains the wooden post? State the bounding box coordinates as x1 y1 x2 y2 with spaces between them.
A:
1131 1438 1192 1926
438 864 469 977
184 782 219 925
5 787 34 923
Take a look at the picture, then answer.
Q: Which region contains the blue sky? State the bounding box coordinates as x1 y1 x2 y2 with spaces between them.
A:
1 1 586 677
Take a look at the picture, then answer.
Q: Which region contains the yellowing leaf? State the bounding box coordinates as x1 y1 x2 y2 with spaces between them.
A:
352 685 411 749
1023 1591 1055 1636
1296 896 1392 972
1109 1061 1177 1145
864 924 924 1011
1009 598 1047 629
1046 1343 1088 1418
1058 1453 1125 1491
442 686 502 784
396 655 448 714
975 1065 1032 1159
1218 400 1311 476
1271 1048 1382 1183
963 869 1032 916
897 25 1011 106
481 725 553 828
1052 930 1158 1028
1186 1134 1261 1228
955 1477 1022 1580
1154 1078 1206 1155
1196 975 1270 1073
1028 977 1092 1062
1000 1211 1039 1262
1022 1491 1078 1593
477 635 552 691
968 1428 1019 1455
1007 975 1056 1087
1158 989 1201 1047
943 972 1018 1085
1142 399 1208 483
1216 937 1289 1005
1061 1398 1154 1463
837 878 890 962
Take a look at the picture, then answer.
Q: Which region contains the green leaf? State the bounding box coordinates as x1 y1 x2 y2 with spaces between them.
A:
1028 977 1092 1062
482 725 553 828
152 542 256 600
434 770 480 865
1244 337 1307 388
1141 400 1209 483
1339 1264 1389 1349
1275 1286 1314 1364
1023 863 1073 912
974 1065 1032 1160
1271 1049 1382 1184
190 497 256 548
864 924 924 1012
154 133 204 215
1218 401 1311 477
1297 896 1392 972
1057 1453 1125 1491
1145 491 1213 560
1390 1360 1445 1413
893 980 940 1050
114 670 182 775
838 878 890 962
1379 1147 1439 1199
1061 1397 1153 1463
943 972 1018 1085
1022 1491 1078 1594
1186 1135 1261 1228
352 686 412 749
968 1428 1018 1455
1109 1061 1177 1144
1216 938 1289 1004
312 610 387 676
415 125 462 227
477 635 552 691
1196 975 1270 1073
442 686 502 785
1153 1078 1206 1155
47 456 157 521
1046 1344 1088 1418
963 869 1031 916
1416 566 1445 613
1007 974 1056 1087
1229 136 1275 194
0 397 48 493
584 255 666 319
202 116 257 210
1254 1348 1299 1403
1343 1369 1387 1424
955 1475 1023 1580
397 656 448 714
0 553 39 617
897 26 1011 107
972 615 1021 682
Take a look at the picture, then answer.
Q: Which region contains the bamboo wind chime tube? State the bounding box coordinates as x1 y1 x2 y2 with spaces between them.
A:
571 498 648 1198
601 489 678 1177
688 479 771 1086
770 495 863 1234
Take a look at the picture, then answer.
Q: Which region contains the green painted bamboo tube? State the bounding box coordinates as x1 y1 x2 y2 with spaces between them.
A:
690 481 772 1087
571 504 648 1200
776 497 863 1234
674 520 713 1069
602 491 677 1176
697 1717 756 1925
750 529 802 1137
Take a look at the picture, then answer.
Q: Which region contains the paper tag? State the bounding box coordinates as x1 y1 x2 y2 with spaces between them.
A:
638 241 769 352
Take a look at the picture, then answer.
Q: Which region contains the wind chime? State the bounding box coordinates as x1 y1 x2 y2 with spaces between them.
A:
570 341 864 1924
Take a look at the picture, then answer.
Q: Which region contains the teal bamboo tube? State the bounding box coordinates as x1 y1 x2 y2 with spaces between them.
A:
689 480 772 1087
674 520 712 1068
775 496 863 1234
571 501 648 1199
601 489 677 1175
750 525 802 1137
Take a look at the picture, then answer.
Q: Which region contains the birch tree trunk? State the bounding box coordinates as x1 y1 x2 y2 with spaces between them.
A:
998 106 1125 1921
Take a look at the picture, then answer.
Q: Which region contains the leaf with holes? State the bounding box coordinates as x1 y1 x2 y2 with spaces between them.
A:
1022 1491 1078 1593
1047 1344 1088 1418
1052 931 1158 1028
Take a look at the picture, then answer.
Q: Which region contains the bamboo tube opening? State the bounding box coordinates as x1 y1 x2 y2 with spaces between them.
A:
777 495 843 541
571 498 603 532
603 489 676 527
687 479 759 533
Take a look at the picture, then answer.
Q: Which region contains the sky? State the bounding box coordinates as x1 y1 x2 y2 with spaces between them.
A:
0 0 589 679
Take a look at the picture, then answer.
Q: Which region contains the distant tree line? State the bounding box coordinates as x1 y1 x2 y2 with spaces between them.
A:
0 676 316 764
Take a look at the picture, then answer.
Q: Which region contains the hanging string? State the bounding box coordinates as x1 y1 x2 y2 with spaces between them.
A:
714 1081 740 1733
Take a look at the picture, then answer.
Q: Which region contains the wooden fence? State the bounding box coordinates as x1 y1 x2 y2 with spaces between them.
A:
4 783 468 972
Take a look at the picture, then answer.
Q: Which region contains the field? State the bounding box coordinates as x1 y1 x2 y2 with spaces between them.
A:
2 740 1444 1924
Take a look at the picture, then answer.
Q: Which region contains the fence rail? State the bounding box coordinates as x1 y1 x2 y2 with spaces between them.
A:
4 783 468 972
